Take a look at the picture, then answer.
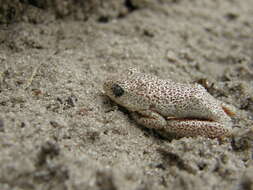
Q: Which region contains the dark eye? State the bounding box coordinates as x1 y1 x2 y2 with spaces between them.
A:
111 84 124 97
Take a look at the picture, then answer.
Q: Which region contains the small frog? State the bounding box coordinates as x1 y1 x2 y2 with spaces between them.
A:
103 68 235 138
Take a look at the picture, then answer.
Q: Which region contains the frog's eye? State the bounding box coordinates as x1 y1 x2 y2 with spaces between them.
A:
111 84 124 97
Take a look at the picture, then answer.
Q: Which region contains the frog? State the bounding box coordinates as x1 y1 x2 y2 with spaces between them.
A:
103 68 235 138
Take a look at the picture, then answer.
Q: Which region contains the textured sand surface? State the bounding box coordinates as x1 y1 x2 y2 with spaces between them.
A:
0 1 253 190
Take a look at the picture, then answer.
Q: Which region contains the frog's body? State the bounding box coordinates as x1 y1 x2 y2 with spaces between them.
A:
103 68 235 138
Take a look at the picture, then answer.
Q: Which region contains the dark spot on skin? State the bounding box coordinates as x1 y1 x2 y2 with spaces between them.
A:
111 84 124 97
0 119 4 132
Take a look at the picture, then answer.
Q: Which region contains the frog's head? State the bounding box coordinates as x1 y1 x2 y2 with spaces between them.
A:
103 68 147 111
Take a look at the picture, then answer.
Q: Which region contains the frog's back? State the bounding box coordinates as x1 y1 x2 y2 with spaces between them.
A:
126 72 194 115
137 76 196 116
147 78 231 124
130 74 227 121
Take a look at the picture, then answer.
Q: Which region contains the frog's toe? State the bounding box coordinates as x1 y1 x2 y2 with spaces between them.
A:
221 103 236 117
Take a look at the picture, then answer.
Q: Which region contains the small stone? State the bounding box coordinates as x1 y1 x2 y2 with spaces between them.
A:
167 50 179 63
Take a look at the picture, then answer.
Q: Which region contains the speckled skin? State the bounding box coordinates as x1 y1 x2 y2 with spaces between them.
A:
103 68 235 138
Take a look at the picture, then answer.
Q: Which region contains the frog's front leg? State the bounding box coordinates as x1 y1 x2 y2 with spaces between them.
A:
165 119 231 138
131 110 167 130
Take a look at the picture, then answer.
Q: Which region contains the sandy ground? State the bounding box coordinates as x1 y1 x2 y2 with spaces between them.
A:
0 0 253 190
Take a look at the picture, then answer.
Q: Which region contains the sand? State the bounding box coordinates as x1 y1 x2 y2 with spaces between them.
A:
0 0 253 189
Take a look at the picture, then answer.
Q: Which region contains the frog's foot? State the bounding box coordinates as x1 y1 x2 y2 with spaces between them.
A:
221 102 236 117
131 110 167 129
166 118 231 138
